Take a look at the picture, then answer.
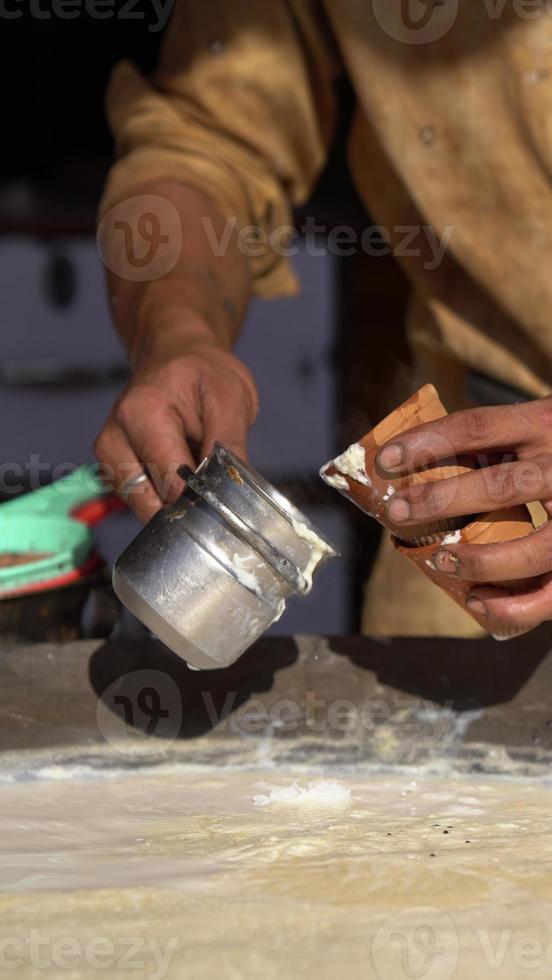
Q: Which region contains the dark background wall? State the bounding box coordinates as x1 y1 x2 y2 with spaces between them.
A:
0 14 162 223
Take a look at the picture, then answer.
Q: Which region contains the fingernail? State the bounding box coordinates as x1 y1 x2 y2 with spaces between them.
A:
387 497 410 523
433 550 461 574
379 444 403 471
466 596 486 617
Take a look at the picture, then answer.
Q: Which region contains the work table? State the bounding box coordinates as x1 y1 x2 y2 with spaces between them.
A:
2 631 552 779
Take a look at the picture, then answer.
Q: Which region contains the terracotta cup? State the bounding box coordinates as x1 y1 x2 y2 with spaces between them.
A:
320 384 536 638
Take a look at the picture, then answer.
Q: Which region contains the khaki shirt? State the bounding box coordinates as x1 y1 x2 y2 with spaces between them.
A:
101 1 552 399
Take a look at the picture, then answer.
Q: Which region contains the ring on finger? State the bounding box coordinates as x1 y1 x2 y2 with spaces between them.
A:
119 470 150 501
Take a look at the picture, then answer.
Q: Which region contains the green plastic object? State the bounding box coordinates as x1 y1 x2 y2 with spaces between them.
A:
0 516 93 595
0 465 107 596
2 465 107 519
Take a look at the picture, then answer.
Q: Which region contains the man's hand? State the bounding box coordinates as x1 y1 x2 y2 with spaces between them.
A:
94 341 258 523
95 181 255 522
376 397 552 635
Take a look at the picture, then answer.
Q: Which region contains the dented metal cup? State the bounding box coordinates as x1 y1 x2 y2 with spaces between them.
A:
113 444 337 670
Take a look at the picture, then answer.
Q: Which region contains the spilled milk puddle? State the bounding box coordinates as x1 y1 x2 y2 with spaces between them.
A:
1 768 552 978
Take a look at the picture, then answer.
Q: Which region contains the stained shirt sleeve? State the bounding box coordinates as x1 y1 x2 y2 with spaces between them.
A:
99 0 339 297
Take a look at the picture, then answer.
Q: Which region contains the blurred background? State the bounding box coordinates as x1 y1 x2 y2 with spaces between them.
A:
0 10 412 638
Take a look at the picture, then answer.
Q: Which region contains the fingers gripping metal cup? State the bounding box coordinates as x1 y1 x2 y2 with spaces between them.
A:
113 445 337 670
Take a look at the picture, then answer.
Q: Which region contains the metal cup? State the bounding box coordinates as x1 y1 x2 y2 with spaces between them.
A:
113 445 337 670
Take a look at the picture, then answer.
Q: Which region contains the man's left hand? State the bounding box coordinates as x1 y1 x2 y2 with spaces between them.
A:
377 397 552 635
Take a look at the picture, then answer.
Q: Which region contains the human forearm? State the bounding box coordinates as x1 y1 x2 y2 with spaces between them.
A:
103 180 252 368
95 180 259 521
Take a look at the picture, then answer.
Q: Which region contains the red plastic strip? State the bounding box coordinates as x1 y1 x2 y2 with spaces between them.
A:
0 554 104 600
71 494 125 527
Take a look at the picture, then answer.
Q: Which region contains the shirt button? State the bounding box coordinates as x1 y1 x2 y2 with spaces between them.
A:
419 126 436 146
207 38 225 56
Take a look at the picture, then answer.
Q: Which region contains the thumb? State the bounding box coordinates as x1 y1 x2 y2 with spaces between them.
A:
200 383 253 463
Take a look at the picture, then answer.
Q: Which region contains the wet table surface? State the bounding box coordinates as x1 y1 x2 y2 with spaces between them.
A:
2 634 552 978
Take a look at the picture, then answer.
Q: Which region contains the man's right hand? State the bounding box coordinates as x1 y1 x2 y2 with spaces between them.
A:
95 181 256 522
94 340 259 523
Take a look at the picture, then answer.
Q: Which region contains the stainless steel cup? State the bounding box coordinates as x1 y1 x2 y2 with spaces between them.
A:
113 445 337 670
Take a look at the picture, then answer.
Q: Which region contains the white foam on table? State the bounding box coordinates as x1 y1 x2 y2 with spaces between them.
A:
253 780 352 809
